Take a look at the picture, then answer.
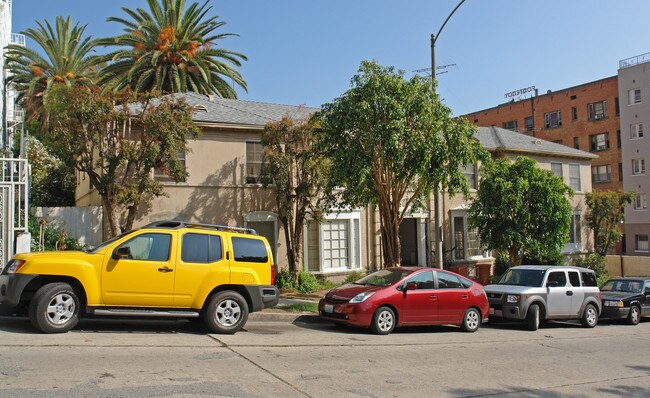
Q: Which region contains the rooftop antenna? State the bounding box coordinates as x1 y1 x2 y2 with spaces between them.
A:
413 63 457 77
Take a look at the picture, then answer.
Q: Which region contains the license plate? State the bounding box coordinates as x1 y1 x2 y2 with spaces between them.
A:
489 307 494 315
324 304 334 313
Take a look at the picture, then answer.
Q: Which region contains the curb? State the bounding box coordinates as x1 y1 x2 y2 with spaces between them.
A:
248 311 325 324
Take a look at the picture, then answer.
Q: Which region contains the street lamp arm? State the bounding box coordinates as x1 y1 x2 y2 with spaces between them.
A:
433 0 467 44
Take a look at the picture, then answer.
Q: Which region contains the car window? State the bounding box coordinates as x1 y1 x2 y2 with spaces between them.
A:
568 271 581 287
405 271 434 290
546 271 567 287
355 269 413 287
118 233 171 261
182 233 223 263
232 237 268 263
581 272 598 287
436 272 462 289
498 269 545 287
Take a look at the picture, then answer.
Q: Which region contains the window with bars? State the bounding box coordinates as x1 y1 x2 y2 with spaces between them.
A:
587 100 608 120
544 111 562 128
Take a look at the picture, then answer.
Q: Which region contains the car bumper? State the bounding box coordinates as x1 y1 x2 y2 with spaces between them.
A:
0 274 37 315
245 284 279 312
489 303 524 320
600 306 630 319
318 299 374 327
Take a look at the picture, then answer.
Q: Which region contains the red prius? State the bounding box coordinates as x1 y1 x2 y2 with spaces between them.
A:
318 267 489 334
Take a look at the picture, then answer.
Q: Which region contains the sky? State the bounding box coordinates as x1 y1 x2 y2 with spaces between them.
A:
11 0 650 116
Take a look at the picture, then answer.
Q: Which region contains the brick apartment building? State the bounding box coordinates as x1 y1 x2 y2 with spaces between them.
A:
465 76 622 192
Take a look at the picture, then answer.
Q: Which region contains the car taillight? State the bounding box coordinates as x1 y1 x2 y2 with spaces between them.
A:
270 264 275 285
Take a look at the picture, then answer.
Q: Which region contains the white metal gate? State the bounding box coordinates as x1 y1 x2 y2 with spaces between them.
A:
0 158 29 268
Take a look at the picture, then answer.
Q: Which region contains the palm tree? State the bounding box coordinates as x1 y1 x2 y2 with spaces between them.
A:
5 16 100 130
98 0 247 97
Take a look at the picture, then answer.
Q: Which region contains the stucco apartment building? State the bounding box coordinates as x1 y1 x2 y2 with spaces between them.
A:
76 93 596 277
618 52 650 255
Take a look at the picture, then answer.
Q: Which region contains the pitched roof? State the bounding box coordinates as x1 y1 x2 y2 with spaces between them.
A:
169 92 318 126
476 126 597 160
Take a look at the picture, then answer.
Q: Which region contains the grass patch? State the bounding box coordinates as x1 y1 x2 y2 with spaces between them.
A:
280 303 318 313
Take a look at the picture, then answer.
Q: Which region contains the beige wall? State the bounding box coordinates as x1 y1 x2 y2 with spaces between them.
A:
606 255 650 277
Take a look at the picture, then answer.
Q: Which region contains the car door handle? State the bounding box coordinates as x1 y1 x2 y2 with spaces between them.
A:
158 267 173 273
461 294 469 299
566 291 573 296
429 295 437 300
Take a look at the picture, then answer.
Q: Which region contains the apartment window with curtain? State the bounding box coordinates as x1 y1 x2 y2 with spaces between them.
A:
587 100 608 120
589 132 609 152
636 235 649 252
245 141 267 184
569 213 582 245
634 193 647 210
632 159 646 175
550 162 563 178
591 165 612 184
629 89 641 105
569 164 581 191
631 123 644 139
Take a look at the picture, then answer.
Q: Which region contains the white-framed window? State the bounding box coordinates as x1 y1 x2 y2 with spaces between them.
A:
589 132 609 152
591 165 612 184
564 212 582 253
635 234 649 252
569 164 581 191
632 159 646 175
544 110 562 128
587 100 608 120
450 210 487 261
245 141 267 184
629 88 641 105
154 150 187 182
304 211 362 272
462 163 477 189
550 162 563 178
631 123 644 139
634 194 647 210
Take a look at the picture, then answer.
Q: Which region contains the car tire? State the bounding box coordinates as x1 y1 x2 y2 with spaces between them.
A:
461 308 481 332
29 283 80 334
204 291 249 334
580 303 598 328
626 305 641 326
370 306 396 335
526 304 540 331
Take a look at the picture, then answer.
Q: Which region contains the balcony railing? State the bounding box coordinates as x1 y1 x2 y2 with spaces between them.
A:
10 33 25 46
620 52 650 69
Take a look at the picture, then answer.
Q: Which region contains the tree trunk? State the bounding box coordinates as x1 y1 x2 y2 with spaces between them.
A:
378 206 401 267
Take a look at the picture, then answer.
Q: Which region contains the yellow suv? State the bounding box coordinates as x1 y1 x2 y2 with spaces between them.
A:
0 221 279 334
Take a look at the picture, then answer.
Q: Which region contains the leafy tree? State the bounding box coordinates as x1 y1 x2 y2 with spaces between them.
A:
315 61 486 267
5 16 100 131
44 85 199 237
585 190 634 256
98 0 247 97
468 156 573 266
261 116 329 283
25 136 75 206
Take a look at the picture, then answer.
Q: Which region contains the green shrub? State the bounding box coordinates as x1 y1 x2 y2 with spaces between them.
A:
343 271 365 284
28 214 85 252
275 269 295 290
574 254 609 285
297 271 321 294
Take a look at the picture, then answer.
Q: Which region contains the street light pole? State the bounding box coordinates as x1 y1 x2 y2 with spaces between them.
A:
431 0 467 268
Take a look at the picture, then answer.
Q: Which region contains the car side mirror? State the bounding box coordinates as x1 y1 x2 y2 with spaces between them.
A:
546 281 559 288
112 246 132 260
404 282 418 291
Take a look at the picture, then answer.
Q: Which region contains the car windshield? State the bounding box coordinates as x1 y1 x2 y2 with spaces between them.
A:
498 269 546 287
601 280 643 293
353 269 413 287
87 231 132 254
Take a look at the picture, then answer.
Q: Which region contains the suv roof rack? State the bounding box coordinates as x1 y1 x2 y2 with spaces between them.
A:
143 220 258 235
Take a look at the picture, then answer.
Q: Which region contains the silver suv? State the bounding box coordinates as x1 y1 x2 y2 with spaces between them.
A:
485 265 601 331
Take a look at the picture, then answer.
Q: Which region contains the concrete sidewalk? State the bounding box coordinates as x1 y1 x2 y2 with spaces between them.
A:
248 295 324 323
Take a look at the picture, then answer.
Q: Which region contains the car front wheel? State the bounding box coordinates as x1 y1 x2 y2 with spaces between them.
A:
526 304 540 331
461 308 481 332
29 283 80 334
580 304 598 328
370 306 396 335
627 305 641 326
204 291 249 334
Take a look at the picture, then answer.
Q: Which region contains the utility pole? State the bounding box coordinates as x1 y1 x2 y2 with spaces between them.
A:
431 0 467 268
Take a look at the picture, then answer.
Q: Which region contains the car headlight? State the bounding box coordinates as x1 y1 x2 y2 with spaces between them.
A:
506 294 520 303
5 260 26 274
605 300 624 307
349 291 376 303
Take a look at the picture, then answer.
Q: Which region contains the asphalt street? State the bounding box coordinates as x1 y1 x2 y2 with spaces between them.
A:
0 314 648 397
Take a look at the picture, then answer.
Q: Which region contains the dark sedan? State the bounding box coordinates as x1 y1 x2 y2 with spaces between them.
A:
600 278 650 325
318 267 489 334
